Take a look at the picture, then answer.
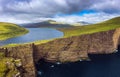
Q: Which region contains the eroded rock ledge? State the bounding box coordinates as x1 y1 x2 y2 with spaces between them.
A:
0 28 120 77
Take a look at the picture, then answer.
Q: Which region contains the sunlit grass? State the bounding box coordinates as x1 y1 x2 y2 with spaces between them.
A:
0 22 29 40
2 39 53 47
60 17 120 37
0 52 19 77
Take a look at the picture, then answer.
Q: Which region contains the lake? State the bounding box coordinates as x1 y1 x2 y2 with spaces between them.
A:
0 28 63 46
37 46 120 77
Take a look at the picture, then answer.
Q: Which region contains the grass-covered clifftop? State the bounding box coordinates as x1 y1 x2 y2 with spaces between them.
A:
0 52 20 77
0 22 29 40
60 17 120 37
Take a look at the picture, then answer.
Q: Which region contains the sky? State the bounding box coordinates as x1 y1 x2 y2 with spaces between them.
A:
0 0 120 24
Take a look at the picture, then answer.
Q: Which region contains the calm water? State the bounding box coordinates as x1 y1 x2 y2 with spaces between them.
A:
0 28 63 46
37 46 120 77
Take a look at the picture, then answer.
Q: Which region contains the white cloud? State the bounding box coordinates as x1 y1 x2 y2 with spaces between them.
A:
0 0 120 24
0 12 119 24
52 12 120 24
0 15 30 23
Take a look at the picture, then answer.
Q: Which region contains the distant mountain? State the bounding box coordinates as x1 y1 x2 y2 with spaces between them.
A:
20 20 91 28
76 21 92 25
68 21 91 26
20 20 72 28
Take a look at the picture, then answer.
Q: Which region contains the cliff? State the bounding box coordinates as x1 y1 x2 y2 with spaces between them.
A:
0 28 120 77
0 44 36 77
34 28 120 63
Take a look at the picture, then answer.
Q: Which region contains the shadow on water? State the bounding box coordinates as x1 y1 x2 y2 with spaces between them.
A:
36 45 120 77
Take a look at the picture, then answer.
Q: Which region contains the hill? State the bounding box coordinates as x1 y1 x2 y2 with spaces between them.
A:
0 22 28 40
21 20 72 28
60 17 120 37
20 19 91 28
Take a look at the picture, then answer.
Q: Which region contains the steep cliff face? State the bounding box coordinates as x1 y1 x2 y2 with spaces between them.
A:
113 28 120 47
0 44 36 77
34 28 120 63
0 28 120 77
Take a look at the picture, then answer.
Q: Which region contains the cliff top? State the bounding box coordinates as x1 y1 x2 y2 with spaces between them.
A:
60 17 120 37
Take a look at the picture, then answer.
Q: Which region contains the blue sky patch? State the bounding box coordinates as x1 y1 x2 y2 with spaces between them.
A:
55 10 96 17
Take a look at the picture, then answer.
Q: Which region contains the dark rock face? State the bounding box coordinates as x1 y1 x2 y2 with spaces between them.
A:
0 44 37 77
0 28 120 77
34 29 120 63
34 35 89 63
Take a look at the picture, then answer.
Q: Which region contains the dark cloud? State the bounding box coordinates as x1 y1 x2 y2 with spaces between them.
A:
66 0 93 13
91 0 120 14
0 0 120 23
1 0 120 16
1 0 118 16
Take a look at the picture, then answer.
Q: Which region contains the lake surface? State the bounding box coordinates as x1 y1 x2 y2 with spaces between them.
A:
37 46 120 77
0 28 63 46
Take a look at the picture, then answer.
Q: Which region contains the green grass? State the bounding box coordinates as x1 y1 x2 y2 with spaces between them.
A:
0 52 20 77
60 17 120 37
2 39 52 48
0 52 9 77
0 22 29 40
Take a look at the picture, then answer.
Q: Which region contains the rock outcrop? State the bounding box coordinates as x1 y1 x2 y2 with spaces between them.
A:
0 44 36 77
0 28 120 77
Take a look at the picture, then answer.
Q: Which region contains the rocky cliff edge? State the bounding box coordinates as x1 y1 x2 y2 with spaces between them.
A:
0 28 120 77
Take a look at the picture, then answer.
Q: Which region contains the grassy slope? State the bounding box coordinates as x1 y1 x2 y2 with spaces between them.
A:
0 52 19 77
60 17 120 37
0 22 28 40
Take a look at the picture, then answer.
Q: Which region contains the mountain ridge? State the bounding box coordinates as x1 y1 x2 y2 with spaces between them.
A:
20 20 91 28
